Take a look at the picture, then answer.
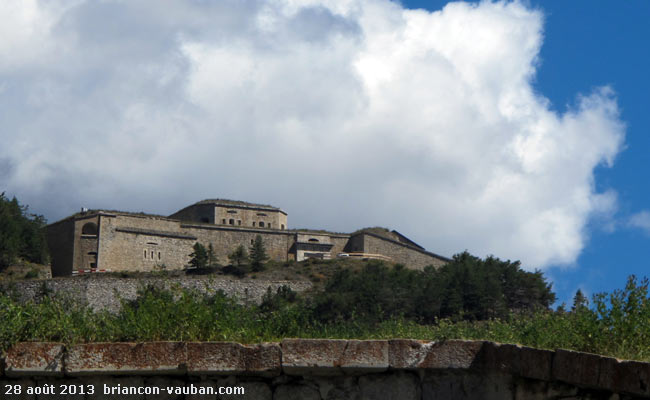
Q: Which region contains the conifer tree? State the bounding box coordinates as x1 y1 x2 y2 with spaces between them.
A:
228 245 249 267
188 242 208 269
249 235 268 272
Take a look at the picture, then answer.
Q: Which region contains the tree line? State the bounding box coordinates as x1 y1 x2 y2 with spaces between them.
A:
0 193 49 269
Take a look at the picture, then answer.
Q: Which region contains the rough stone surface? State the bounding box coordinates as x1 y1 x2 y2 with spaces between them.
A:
243 343 282 377
598 357 650 397
552 349 603 389
274 383 322 400
340 340 388 374
418 340 485 369
359 371 420 400
477 341 553 381
4 342 64 377
282 339 349 376
65 342 186 376
186 342 245 375
1 340 649 399
0 276 313 313
422 371 513 400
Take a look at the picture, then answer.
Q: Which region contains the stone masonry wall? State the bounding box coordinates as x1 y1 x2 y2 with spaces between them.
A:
360 234 448 270
184 224 294 265
1 340 648 399
0 276 313 313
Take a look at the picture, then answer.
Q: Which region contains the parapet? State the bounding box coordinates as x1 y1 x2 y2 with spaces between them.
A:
2 340 648 398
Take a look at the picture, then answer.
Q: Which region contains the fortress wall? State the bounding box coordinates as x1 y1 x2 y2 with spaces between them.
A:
0 276 313 313
3 340 648 399
107 213 183 232
98 230 193 272
184 225 293 265
72 216 99 271
97 215 194 272
360 234 447 270
214 206 286 230
47 219 76 277
330 235 351 256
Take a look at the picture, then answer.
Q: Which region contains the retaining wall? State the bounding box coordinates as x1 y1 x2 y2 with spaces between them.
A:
1 340 648 399
0 276 313 313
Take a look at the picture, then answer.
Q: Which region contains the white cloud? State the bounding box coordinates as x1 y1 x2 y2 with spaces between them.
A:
628 211 650 235
0 0 625 269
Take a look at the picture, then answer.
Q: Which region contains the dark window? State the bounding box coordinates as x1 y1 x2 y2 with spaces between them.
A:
259 221 265 228
144 250 147 259
308 238 319 243
222 219 226 224
229 219 235 225
257 213 267 216
252 222 256 227
81 222 98 236
281 224 285 230
151 251 154 259
238 220 241 225
227 210 237 214
268 223 272 228
251 239 254 245
158 252 161 260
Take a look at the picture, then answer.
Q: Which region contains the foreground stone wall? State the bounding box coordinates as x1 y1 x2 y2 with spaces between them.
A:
0 276 313 313
1 340 648 399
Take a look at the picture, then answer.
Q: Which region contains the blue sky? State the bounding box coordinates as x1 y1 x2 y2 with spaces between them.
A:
1 0 648 305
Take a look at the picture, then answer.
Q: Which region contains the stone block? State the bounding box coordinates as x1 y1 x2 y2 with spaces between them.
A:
388 339 428 369
418 340 485 370
64 342 186 376
598 357 650 397
186 342 245 375
477 342 553 381
552 349 602 388
4 342 64 377
274 383 322 400
340 340 388 374
359 371 420 400
243 343 282 377
281 339 348 375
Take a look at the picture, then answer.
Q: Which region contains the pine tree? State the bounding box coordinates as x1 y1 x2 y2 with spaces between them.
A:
207 243 217 267
249 235 268 272
228 245 249 267
572 289 589 312
188 242 208 269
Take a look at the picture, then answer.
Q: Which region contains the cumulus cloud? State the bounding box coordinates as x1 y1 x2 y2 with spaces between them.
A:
0 0 625 268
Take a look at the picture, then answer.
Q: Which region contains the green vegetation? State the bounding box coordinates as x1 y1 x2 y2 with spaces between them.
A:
0 193 49 270
249 235 269 272
1 265 648 361
311 253 554 324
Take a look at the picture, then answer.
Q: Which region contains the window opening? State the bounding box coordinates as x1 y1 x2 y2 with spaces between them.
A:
229 219 235 225
259 221 265 227
81 222 98 236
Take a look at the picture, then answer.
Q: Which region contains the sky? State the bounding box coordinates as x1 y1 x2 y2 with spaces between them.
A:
1 0 648 305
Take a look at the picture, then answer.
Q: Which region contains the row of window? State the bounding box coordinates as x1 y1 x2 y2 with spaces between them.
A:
144 249 162 260
221 218 283 229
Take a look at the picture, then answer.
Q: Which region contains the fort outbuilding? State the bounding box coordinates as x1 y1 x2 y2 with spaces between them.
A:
47 199 449 276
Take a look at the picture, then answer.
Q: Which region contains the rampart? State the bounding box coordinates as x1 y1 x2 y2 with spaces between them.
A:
2 340 648 399
0 276 313 313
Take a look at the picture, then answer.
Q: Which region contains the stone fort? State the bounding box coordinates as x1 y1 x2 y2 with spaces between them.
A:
47 199 449 276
